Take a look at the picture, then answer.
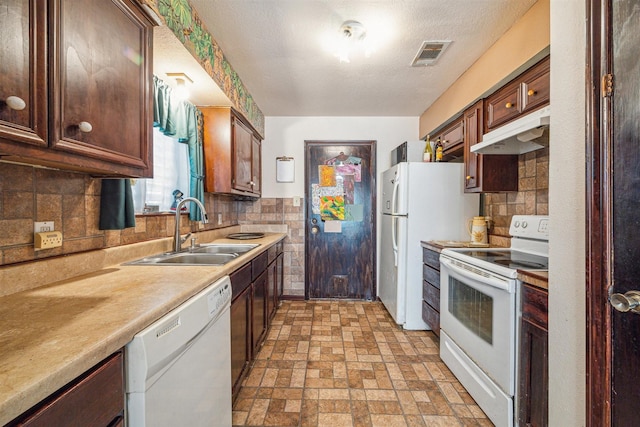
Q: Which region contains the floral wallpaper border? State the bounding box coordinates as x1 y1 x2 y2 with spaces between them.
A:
139 0 265 136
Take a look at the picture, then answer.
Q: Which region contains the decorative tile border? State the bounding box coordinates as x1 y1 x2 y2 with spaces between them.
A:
140 0 265 136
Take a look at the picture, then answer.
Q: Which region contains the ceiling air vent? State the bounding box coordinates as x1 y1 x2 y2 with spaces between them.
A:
410 41 451 67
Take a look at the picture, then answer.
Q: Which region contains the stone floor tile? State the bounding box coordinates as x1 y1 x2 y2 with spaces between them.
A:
232 301 490 427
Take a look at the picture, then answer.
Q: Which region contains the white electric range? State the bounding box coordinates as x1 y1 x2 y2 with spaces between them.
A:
438 215 549 427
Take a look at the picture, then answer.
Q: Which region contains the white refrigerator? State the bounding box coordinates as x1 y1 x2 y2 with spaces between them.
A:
379 162 479 330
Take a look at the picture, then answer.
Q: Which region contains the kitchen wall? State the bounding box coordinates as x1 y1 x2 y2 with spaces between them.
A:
237 198 304 296
0 162 237 266
483 147 549 246
548 0 586 424
262 116 420 294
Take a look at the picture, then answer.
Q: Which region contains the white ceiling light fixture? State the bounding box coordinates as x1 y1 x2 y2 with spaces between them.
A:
335 20 373 63
166 72 193 101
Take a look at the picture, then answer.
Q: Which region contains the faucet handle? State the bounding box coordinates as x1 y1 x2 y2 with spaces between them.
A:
180 232 192 245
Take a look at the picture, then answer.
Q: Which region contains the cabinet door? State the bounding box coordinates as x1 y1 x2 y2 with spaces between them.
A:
518 284 548 427
0 0 47 147
441 117 464 152
267 260 277 322
251 135 261 195
12 351 124 427
484 80 521 132
251 270 268 356
232 117 254 193
464 99 518 193
521 56 550 115
230 286 251 398
50 0 152 174
464 100 483 191
276 252 283 300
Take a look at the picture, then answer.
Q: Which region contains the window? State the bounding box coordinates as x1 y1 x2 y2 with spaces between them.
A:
131 127 190 213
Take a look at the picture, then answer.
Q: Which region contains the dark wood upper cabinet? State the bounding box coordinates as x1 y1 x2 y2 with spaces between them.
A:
485 56 550 133
435 115 464 161
201 107 262 198
464 99 518 193
0 0 48 148
0 0 154 177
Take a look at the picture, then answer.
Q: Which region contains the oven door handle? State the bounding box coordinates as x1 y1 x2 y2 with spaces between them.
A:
440 257 513 292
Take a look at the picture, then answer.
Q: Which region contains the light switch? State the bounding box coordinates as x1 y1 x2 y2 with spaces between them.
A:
293 196 301 207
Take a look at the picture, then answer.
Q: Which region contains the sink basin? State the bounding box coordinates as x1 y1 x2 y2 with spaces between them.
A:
190 244 258 255
155 253 238 265
124 243 259 266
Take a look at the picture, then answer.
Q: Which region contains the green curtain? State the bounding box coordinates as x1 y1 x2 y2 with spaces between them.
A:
153 76 205 221
99 179 136 230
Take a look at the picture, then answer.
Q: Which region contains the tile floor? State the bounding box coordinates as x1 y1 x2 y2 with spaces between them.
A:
232 300 492 427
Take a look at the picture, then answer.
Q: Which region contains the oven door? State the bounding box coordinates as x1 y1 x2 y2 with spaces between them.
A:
439 255 517 395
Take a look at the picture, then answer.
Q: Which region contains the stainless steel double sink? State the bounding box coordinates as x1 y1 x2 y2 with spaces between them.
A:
125 244 259 266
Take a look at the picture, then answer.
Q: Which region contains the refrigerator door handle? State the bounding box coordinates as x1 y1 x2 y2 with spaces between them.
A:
391 175 400 215
392 216 398 266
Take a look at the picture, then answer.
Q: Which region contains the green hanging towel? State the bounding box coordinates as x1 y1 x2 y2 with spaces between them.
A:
99 179 136 230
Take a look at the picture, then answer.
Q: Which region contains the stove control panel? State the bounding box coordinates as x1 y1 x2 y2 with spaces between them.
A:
509 215 549 240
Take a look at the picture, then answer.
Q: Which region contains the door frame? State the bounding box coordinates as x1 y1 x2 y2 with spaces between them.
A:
586 0 612 424
303 140 377 300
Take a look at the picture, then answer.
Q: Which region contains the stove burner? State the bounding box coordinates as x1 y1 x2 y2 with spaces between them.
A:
447 249 549 272
493 259 547 270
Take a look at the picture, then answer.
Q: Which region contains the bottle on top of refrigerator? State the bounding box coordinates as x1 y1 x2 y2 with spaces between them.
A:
435 138 444 162
423 135 433 162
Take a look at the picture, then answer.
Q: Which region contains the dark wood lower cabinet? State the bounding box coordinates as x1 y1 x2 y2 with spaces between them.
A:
421 245 441 336
230 283 251 398
230 242 284 401
251 270 268 355
518 283 549 427
8 351 124 427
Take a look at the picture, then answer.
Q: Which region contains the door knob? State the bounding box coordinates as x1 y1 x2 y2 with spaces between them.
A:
609 291 640 313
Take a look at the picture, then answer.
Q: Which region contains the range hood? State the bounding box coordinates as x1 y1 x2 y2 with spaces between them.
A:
471 106 550 155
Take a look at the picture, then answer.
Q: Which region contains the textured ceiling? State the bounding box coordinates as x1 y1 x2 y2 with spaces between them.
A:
156 0 538 117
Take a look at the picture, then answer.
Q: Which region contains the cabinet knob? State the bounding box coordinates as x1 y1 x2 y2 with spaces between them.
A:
527 89 537 96
78 121 93 133
249 181 255 187
505 102 514 109
5 96 26 111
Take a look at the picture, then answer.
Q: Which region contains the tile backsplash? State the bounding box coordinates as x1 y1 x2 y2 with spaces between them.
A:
482 147 549 246
0 162 303 296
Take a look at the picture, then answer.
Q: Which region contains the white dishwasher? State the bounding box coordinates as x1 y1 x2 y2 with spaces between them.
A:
125 275 232 427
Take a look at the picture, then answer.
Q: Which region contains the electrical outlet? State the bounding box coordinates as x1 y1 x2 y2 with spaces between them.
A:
293 196 301 207
34 221 54 233
34 231 63 250
217 213 223 225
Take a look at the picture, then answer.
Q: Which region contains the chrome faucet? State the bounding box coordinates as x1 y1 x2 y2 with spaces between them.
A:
173 197 209 252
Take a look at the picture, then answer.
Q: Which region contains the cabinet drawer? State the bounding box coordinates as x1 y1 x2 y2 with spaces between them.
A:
422 264 440 289
231 262 252 300
422 248 440 270
441 118 464 151
521 283 548 330
421 301 440 336
422 280 440 309
485 80 521 131
522 56 550 114
15 352 124 427
251 252 269 281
